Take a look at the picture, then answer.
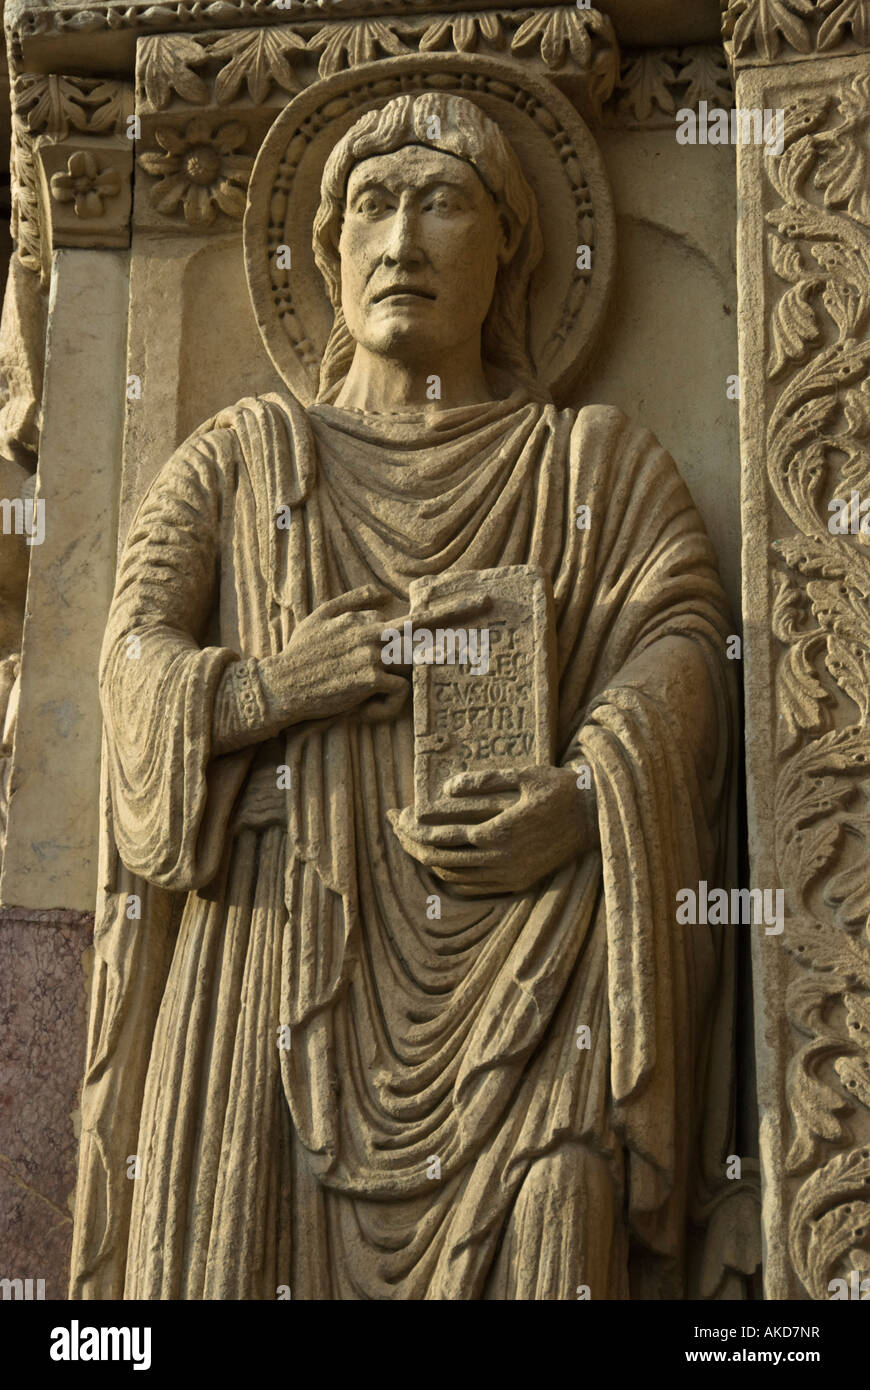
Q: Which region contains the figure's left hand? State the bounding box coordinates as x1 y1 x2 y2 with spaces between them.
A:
387 767 598 897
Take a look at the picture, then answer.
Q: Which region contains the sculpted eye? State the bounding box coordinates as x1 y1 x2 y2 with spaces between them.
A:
356 193 389 218
424 193 457 214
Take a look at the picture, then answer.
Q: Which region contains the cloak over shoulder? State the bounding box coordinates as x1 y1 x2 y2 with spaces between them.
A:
71 390 742 1299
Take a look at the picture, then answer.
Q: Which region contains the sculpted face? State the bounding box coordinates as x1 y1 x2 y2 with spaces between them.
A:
338 146 508 366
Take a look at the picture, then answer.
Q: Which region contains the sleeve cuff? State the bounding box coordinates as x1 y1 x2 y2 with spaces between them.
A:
212 657 269 755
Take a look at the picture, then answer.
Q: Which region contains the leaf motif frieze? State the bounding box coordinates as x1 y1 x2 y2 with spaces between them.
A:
134 9 620 116
722 0 870 67
7 0 571 53
602 43 733 128
12 73 134 139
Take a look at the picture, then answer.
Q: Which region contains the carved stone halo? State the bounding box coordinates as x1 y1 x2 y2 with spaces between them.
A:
244 52 616 406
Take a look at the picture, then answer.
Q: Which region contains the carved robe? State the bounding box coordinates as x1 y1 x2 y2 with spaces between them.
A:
71 388 740 1300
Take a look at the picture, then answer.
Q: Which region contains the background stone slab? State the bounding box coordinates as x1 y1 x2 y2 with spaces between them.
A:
0 908 92 1299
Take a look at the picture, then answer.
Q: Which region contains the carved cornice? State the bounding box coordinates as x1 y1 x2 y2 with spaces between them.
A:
602 42 733 128
4 0 722 69
722 0 870 69
3 0 590 70
134 9 619 115
754 73 870 1297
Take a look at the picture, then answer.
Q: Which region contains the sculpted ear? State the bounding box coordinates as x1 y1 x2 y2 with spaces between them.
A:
496 207 523 266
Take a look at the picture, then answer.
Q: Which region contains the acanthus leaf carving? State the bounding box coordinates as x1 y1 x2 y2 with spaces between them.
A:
768 275 823 374
0 0 578 56
789 1146 870 1297
723 0 870 64
10 126 43 274
843 990 870 1061
817 0 870 51
131 12 622 124
775 728 862 916
510 6 618 105
730 0 816 62
770 232 805 282
820 273 864 340
138 33 210 111
306 20 409 79
512 8 592 67
678 44 735 109
15 73 102 138
842 377 870 439
812 74 870 223
784 967 854 1173
763 76 870 1291
209 28 306 105
419 13 504 54
771 572 830 748
604 44 733 129
616 49 678 121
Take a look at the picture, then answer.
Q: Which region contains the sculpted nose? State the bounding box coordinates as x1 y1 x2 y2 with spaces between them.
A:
382 204 424 267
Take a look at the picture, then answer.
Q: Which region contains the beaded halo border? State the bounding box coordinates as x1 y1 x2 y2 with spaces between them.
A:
244 51 616 405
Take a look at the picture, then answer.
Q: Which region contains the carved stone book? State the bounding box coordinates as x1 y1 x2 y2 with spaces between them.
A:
409 564 557 824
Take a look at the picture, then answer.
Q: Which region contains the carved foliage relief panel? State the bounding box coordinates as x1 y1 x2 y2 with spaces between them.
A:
739 56 870 1298
723 0 870 65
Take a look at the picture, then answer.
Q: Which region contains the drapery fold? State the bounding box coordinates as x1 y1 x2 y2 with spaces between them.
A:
71 389 739 1300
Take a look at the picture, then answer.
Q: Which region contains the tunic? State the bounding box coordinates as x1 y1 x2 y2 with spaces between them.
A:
70 388 738 1300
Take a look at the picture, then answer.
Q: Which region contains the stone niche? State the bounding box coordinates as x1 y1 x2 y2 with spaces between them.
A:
0 0 866 1307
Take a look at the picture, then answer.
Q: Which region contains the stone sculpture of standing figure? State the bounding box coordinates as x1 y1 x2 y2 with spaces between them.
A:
71 90 743 1300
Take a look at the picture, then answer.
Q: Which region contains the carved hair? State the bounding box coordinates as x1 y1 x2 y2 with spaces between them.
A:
312 92 545 402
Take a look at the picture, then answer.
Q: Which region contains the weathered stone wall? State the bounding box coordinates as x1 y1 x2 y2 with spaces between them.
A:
0 907 91 1298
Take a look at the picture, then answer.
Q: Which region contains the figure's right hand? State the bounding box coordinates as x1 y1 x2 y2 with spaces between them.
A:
258 584 410 727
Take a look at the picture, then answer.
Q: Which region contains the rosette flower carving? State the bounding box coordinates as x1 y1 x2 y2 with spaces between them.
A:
50 150 121 218
138 116 253 226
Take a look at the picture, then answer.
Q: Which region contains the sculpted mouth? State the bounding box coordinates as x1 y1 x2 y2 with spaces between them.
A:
372 286 437 304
